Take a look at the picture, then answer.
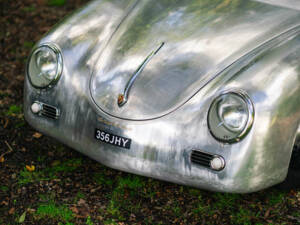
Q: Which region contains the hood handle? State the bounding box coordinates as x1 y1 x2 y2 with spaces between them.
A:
118 42 165 107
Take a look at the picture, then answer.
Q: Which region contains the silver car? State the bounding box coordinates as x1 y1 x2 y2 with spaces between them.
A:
24 0 300 193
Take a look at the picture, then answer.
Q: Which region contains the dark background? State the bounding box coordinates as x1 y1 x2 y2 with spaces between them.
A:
1 0 300 224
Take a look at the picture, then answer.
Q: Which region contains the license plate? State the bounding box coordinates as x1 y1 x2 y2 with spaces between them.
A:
95 129 131 149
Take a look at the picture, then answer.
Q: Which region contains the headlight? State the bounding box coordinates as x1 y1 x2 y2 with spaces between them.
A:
208 91 254 143
27 43 63 88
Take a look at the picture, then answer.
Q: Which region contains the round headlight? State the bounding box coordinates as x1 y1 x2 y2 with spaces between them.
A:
208 91 254 143
27 43 62 88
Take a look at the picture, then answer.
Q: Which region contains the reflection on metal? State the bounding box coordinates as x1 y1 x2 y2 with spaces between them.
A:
24 0 300 193
296 125 300 147
90 0 300 120
254 0 300 11
118 42 165 107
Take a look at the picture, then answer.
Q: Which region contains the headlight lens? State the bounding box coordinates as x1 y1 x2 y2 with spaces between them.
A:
208 91 254 143
217 94 249 132
27 43 62 88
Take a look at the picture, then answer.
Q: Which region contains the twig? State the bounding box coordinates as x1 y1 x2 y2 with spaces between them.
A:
0 140 14 158
3 118 9 129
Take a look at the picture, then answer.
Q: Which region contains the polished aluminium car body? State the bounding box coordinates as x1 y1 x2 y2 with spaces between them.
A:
24 0 300 193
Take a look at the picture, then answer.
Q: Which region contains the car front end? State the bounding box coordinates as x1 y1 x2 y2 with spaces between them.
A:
24 0 300 193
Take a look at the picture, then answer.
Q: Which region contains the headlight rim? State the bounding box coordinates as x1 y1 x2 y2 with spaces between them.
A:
208 90 255 144
26 42 63 89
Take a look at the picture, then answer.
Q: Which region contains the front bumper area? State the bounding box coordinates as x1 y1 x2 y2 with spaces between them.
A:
24 77 289 193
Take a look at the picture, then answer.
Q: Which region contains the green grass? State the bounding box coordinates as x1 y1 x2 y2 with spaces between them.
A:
117 175 145 191
49 158 82 173
18 158 82 185
213 193 241 210
106 200 123 220
231 206 257 225
74 191 86 203
188 188 202 197
35 201 74 222
96 175 147 221
86 216 94 225
93 172 113 187
103 219 118 225
267 191 285 205
192 201 207 216
18 168 53 185
170 202 182 217
23 41 35 48
0 186 9 192
48 0 66 6
6 105 22 116
22 6 36 12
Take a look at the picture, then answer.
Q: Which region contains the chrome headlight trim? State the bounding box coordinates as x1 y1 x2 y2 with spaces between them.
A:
208 90 255 143
27 43 63 89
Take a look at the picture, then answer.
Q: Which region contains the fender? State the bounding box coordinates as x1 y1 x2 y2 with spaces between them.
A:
197 29 300 189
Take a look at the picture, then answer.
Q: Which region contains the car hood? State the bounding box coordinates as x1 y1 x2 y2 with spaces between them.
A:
90 0 300 120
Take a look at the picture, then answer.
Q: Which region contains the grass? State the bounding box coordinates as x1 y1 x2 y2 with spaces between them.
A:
96 175 147 221
18 168 53 185
22 6 36 12
48 0 66 6
117 175 145 191
23 41 35 48
0 186 9 192
35 201 74 222
86 216 94 225
12 160 299 224
213 193 241 210
18 158 82 185
93 172 113 187
11 145 297 224
267 191 285 205
49 158 82 173
230 206 256 225
6 105 22 116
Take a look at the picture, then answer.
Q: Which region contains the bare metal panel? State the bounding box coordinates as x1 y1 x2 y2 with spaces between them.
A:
90 0 300 120
24 0 300 193
254 0 300 11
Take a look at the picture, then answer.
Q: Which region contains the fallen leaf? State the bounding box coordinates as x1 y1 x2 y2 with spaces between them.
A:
1 201 8 206
9 207 15 214
18 211 26 223
264 209 271 218
0 157 4 163
27 208 36 213
32 132 42 139
78 198 86 205
70 206 79 214
25 165 35 172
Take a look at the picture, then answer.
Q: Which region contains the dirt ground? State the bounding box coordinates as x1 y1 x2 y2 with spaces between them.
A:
1 1 300 224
